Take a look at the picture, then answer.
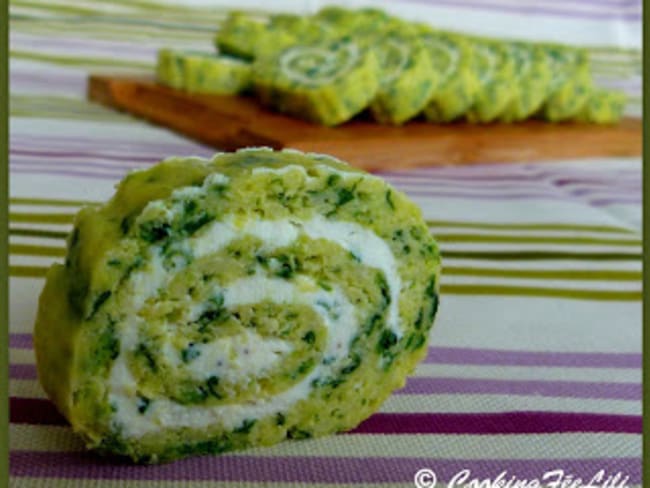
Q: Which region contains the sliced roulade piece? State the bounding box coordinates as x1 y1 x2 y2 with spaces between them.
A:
574 89 627 124
315 6 396 36
253 38 380 126
539 46 593 122
156 49 185 89
156 50 252 95
421 31 479 123
34 148 442 463
214 11 267 61
182 52 252 95
465 40 516 123
499 42 553 122
369 32 437 125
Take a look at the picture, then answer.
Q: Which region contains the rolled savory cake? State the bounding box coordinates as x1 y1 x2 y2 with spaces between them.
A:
369 32 437 124
421 31 478 123
182 53 252 95
33 148 441 463
539 46 593 122
575 88 627 124
156 50 252 95
253 38 380 126
214 11 267 61
465 40 516 123
499 43 552 122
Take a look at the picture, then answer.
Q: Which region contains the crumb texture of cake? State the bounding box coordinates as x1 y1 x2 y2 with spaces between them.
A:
33 148 441 463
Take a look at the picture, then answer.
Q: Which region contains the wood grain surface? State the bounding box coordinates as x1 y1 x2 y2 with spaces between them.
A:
88 75 642 171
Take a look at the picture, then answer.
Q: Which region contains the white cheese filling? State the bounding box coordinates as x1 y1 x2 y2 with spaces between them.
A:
108 167 402 439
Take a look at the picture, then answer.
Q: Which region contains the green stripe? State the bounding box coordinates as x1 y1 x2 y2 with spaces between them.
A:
441 284 641 301
442 250 642 261
10 95 134 122
9 265 49 278
9 244 66 257
10 212 74 224
10 18 214 41
444 266 641 281
10 50 153 69
9 228 70 239
427 220 636 234
10 197 98 207
435 234 640 246
10 0 101 16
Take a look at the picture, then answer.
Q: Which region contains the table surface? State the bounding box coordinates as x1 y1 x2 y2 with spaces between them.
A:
9 1 642 487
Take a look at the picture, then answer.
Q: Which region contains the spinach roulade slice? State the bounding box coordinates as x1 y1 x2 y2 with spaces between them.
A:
156 50 252 95
539 46 593 122
575 88 627 124
499 43 552 122
253 39 380 126
33 148 441 464
214 11 267 61
421 31 478 123
369 32 437 125
465 40 516 123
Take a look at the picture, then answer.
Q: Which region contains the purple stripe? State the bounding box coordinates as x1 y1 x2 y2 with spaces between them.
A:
9 333 33 349
350 411 642 434
397 377 640 400
10 334 641 368
14 160 639 199
10 148 165 163
11 157 149 172
397 187 642 205
10 72 86 93
10 398 68 426
403 0 641 20
530 0 640 7
8 451 641 483
387 178 640 196
12 166 640 205
11 363 640 399
9 398 642 434
425 347 642 368
10 364 37 380
380 168 641 183
386 174 640 187
10 135 215 155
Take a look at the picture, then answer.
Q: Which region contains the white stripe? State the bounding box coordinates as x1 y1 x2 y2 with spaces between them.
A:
9 424 641 459
442 258 642 272
439 242 641 253
441 274 641 292
433 294 640 352
413 363 641 383
380 393 641 415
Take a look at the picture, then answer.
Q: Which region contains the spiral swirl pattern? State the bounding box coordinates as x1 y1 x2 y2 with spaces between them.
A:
34 149 441 463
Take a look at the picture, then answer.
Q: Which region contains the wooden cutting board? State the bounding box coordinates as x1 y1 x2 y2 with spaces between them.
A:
88 75 642 171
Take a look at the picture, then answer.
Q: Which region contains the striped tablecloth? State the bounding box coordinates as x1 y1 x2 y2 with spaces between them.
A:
9 1 642 487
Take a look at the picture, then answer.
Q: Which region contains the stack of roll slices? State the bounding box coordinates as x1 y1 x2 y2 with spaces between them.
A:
156 7 626 127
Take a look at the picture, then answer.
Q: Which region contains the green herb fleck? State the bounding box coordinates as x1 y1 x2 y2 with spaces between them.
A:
234 418 257 434
89 290 112 319
302 331 316 345
377 330 398 353
385 190 395 209
287 427 312 439
137 395 151 414
206 375 222 399
140 221 172 243
181 343 201 363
